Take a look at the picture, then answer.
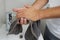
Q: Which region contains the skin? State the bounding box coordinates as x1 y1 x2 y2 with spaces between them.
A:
13 0 60 24
13 0 48 24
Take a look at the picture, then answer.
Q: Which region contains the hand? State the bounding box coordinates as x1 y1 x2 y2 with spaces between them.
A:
13 5 43 22
20 7 40 21
13 5 30 24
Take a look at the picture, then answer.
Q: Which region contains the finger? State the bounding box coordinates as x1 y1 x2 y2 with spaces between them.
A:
24 4 31 8
13 8 21 12
17 21 20 24
23 18 27 24
13 8 26 12
16 13 24 19
19 18 24 24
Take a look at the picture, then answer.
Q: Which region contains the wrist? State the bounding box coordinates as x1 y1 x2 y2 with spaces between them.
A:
38 10 47 19
38 9 51 19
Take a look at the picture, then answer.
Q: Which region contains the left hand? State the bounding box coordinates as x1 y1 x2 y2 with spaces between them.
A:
13 6 43 21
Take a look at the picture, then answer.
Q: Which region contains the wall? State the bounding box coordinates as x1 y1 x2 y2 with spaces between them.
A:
5 0 34 12
0 0 5 26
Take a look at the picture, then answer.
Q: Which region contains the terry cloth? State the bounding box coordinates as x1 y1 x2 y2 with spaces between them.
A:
25 20 41 40
8 20 41 40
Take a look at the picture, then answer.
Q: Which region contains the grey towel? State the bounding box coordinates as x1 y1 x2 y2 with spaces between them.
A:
25 20 41 40
8 20 41 40
8 20 23 34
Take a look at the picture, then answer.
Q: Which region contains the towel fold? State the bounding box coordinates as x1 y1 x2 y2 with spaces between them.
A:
8 20 41 40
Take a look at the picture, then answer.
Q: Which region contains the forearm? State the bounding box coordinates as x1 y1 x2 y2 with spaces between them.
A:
40 6 60 19
32 0 48 9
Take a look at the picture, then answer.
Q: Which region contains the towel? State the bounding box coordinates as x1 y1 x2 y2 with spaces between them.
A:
25 20 41 40
8 20 41 40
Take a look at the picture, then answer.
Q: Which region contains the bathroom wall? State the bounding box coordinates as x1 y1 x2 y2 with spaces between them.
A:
0 0 5 26
5 0 34 12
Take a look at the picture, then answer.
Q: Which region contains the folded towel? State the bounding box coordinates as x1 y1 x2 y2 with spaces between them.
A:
25 20 41 40
8 20 22 35
8 20 41 40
